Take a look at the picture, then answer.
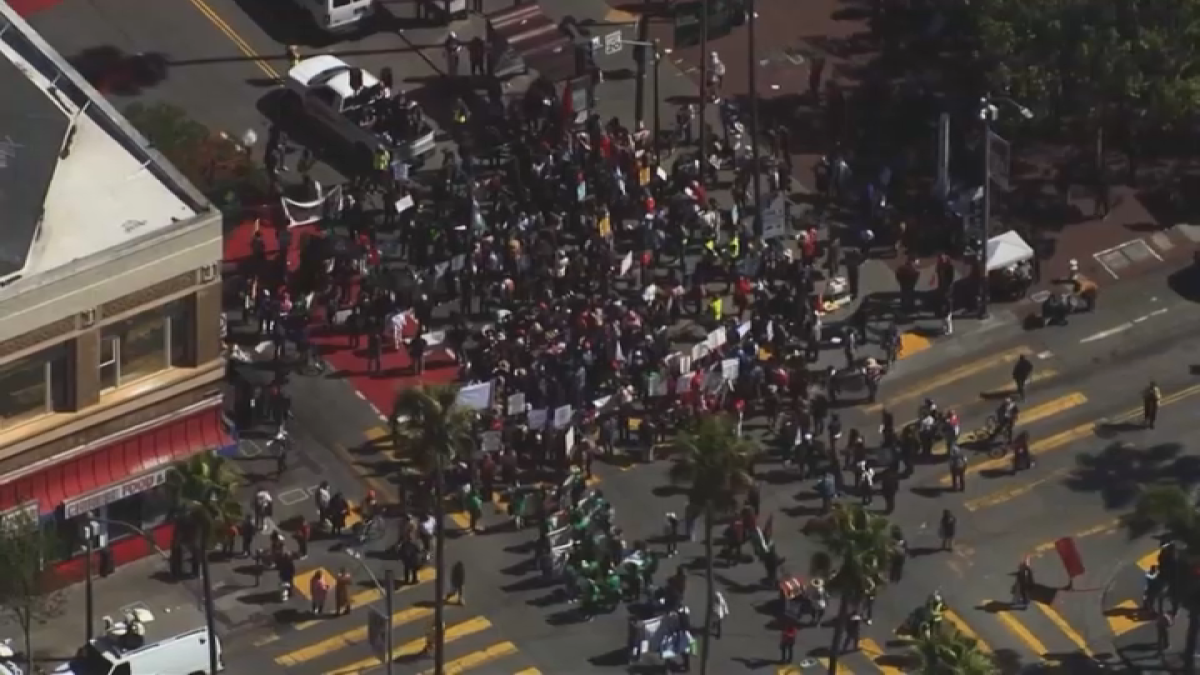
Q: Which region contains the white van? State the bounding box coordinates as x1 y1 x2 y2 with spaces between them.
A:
297 0 375 33
52 627 223 675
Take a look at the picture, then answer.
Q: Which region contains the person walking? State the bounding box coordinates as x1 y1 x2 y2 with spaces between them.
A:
1012 354 1033 400
1143 381 1161 428
448 560 466 605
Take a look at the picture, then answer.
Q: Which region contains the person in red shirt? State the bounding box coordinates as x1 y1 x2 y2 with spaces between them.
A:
780 622 797 664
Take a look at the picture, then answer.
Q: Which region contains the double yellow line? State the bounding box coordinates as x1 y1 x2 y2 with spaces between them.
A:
184 0 281 80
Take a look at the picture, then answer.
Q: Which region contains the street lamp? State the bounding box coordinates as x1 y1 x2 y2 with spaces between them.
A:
345 550 394 675
978 94 1033 319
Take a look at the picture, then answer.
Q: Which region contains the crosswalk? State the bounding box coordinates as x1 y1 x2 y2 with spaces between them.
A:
252 568 542 674
768 341 1200 673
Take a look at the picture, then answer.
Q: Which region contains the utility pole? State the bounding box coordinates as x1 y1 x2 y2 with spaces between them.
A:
433 449 446 674
747 0 763 236
200 529 220 675
980 102 992 320
627 38 664 162
653 39 662 163
384 570 395 675
84 524 94 643
698 0 709 188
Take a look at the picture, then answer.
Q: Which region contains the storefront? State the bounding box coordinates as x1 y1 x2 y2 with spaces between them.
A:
0 398 234 584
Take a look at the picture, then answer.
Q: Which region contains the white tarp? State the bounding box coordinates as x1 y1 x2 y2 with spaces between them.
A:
986 230 1034 272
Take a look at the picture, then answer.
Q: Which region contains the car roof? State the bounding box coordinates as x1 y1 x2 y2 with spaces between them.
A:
287 55 379 101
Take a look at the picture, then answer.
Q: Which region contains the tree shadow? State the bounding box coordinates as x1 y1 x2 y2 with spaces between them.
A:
67 46 169 96
1061 441 1200 510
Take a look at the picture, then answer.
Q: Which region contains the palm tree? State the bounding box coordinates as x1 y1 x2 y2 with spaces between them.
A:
667 414 758 675
1126 485 1200 674
911 625 998 675
807 503 893 674
166 450 240 675
166 450 241 556
392 384 478 674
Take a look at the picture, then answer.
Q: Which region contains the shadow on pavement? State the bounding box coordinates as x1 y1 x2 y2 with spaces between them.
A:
67 46 169 96
1062 441 1200 511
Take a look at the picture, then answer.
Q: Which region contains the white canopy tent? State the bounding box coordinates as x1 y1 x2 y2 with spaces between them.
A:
986 230 1035 272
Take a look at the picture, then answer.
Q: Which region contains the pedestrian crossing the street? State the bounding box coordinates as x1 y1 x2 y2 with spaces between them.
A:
252 568 541 675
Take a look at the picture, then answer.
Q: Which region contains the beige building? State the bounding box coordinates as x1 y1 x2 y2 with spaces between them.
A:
0 3 228 578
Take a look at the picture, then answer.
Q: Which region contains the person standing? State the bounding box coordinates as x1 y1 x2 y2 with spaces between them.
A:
335 568 353 615
779 621 797 664
309 569 329 615
939 509 957 551
1143 381 1161 428
1012 354 1033 400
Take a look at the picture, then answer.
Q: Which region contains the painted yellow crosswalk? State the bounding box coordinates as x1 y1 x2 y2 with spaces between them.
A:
252 564 540 675
1106 549 1159 637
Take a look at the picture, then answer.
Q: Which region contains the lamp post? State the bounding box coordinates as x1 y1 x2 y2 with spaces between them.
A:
346 550 395 675
747 0 763 236
697 0 709 189
627 38 664 163
83 523 94 643
85 516 219 674
978 94 1033 319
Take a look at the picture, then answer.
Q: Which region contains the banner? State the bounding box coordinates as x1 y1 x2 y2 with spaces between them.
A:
455 381 493 411
280 184 342 228
706 329 726 351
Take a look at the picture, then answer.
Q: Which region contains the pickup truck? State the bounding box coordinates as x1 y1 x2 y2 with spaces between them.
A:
279 55 386 173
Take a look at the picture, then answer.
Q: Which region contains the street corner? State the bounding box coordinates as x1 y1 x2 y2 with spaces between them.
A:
1099 546 1164 665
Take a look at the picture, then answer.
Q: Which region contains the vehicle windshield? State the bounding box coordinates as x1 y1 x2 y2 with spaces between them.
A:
67 644 115 675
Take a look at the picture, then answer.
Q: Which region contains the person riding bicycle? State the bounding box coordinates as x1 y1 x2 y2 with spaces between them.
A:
994 396 1020 442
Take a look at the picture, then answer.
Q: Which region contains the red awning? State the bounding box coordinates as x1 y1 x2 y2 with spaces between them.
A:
0 402 232 516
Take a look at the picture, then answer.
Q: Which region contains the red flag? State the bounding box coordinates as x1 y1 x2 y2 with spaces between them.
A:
1055 537 1085 578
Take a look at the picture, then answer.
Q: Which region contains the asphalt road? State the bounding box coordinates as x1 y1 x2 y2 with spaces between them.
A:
25 0 1200 671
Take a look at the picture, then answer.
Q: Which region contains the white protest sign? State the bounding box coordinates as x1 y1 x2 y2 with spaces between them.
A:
507 392 526 416
691 342 710 362
648 373 668 397
620 252 633 276
481 431 502 453
394 195 415 214
565 426 577 458
643 285 658 303
762 193 789 240
675 373 693 396
706 329 726 351
529 409 548 429
455 381 493 411
553 405 573 429
721 358 740 381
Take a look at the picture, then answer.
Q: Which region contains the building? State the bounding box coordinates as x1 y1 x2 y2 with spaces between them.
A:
0 4 229 581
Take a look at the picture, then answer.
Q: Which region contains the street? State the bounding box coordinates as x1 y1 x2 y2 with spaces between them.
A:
12 0 1200 672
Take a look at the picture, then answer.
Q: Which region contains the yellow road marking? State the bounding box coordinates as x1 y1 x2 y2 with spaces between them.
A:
1137 549 1158 570
323 616 492 675
1032 601 1092 656
292 567 332 602
604 7 638 21
898 332 933 360
945 383 1200 485
276 607 432 666
291 567 435 631
1031 519 1120 555
860 637 904 673
365 426 391 445
254 634 280 646
944 609 992 653
424 641 518 674
988 601 1049 657
183 0 279 80
1019 392 1088 425
332 442 398 503
978 368 1059 398
513 669 543 675
864 347 1028 413
966 466 1070 511
1105 600 1143 637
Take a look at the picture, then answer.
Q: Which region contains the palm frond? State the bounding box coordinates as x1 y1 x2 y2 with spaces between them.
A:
667 415 759 512
806 504 893 599
392 385 479 474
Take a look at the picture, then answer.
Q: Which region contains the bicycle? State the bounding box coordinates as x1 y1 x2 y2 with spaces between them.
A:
961 415 999 446
353 513 386 544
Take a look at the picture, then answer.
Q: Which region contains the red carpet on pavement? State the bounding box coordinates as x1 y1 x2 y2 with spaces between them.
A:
9 0 61 17
225 214 456 416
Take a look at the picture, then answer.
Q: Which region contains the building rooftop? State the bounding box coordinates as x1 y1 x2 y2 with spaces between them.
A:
0 6 201 290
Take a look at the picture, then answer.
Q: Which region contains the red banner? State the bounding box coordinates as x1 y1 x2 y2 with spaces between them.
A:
1055 537 1085 578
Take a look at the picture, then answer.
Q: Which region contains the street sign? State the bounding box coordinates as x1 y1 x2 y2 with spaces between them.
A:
604 31 623 55
367 607 387 661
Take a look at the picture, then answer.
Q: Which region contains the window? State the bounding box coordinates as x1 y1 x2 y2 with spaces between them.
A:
0 346 67 429
99 299 194 391
106 484 172 542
